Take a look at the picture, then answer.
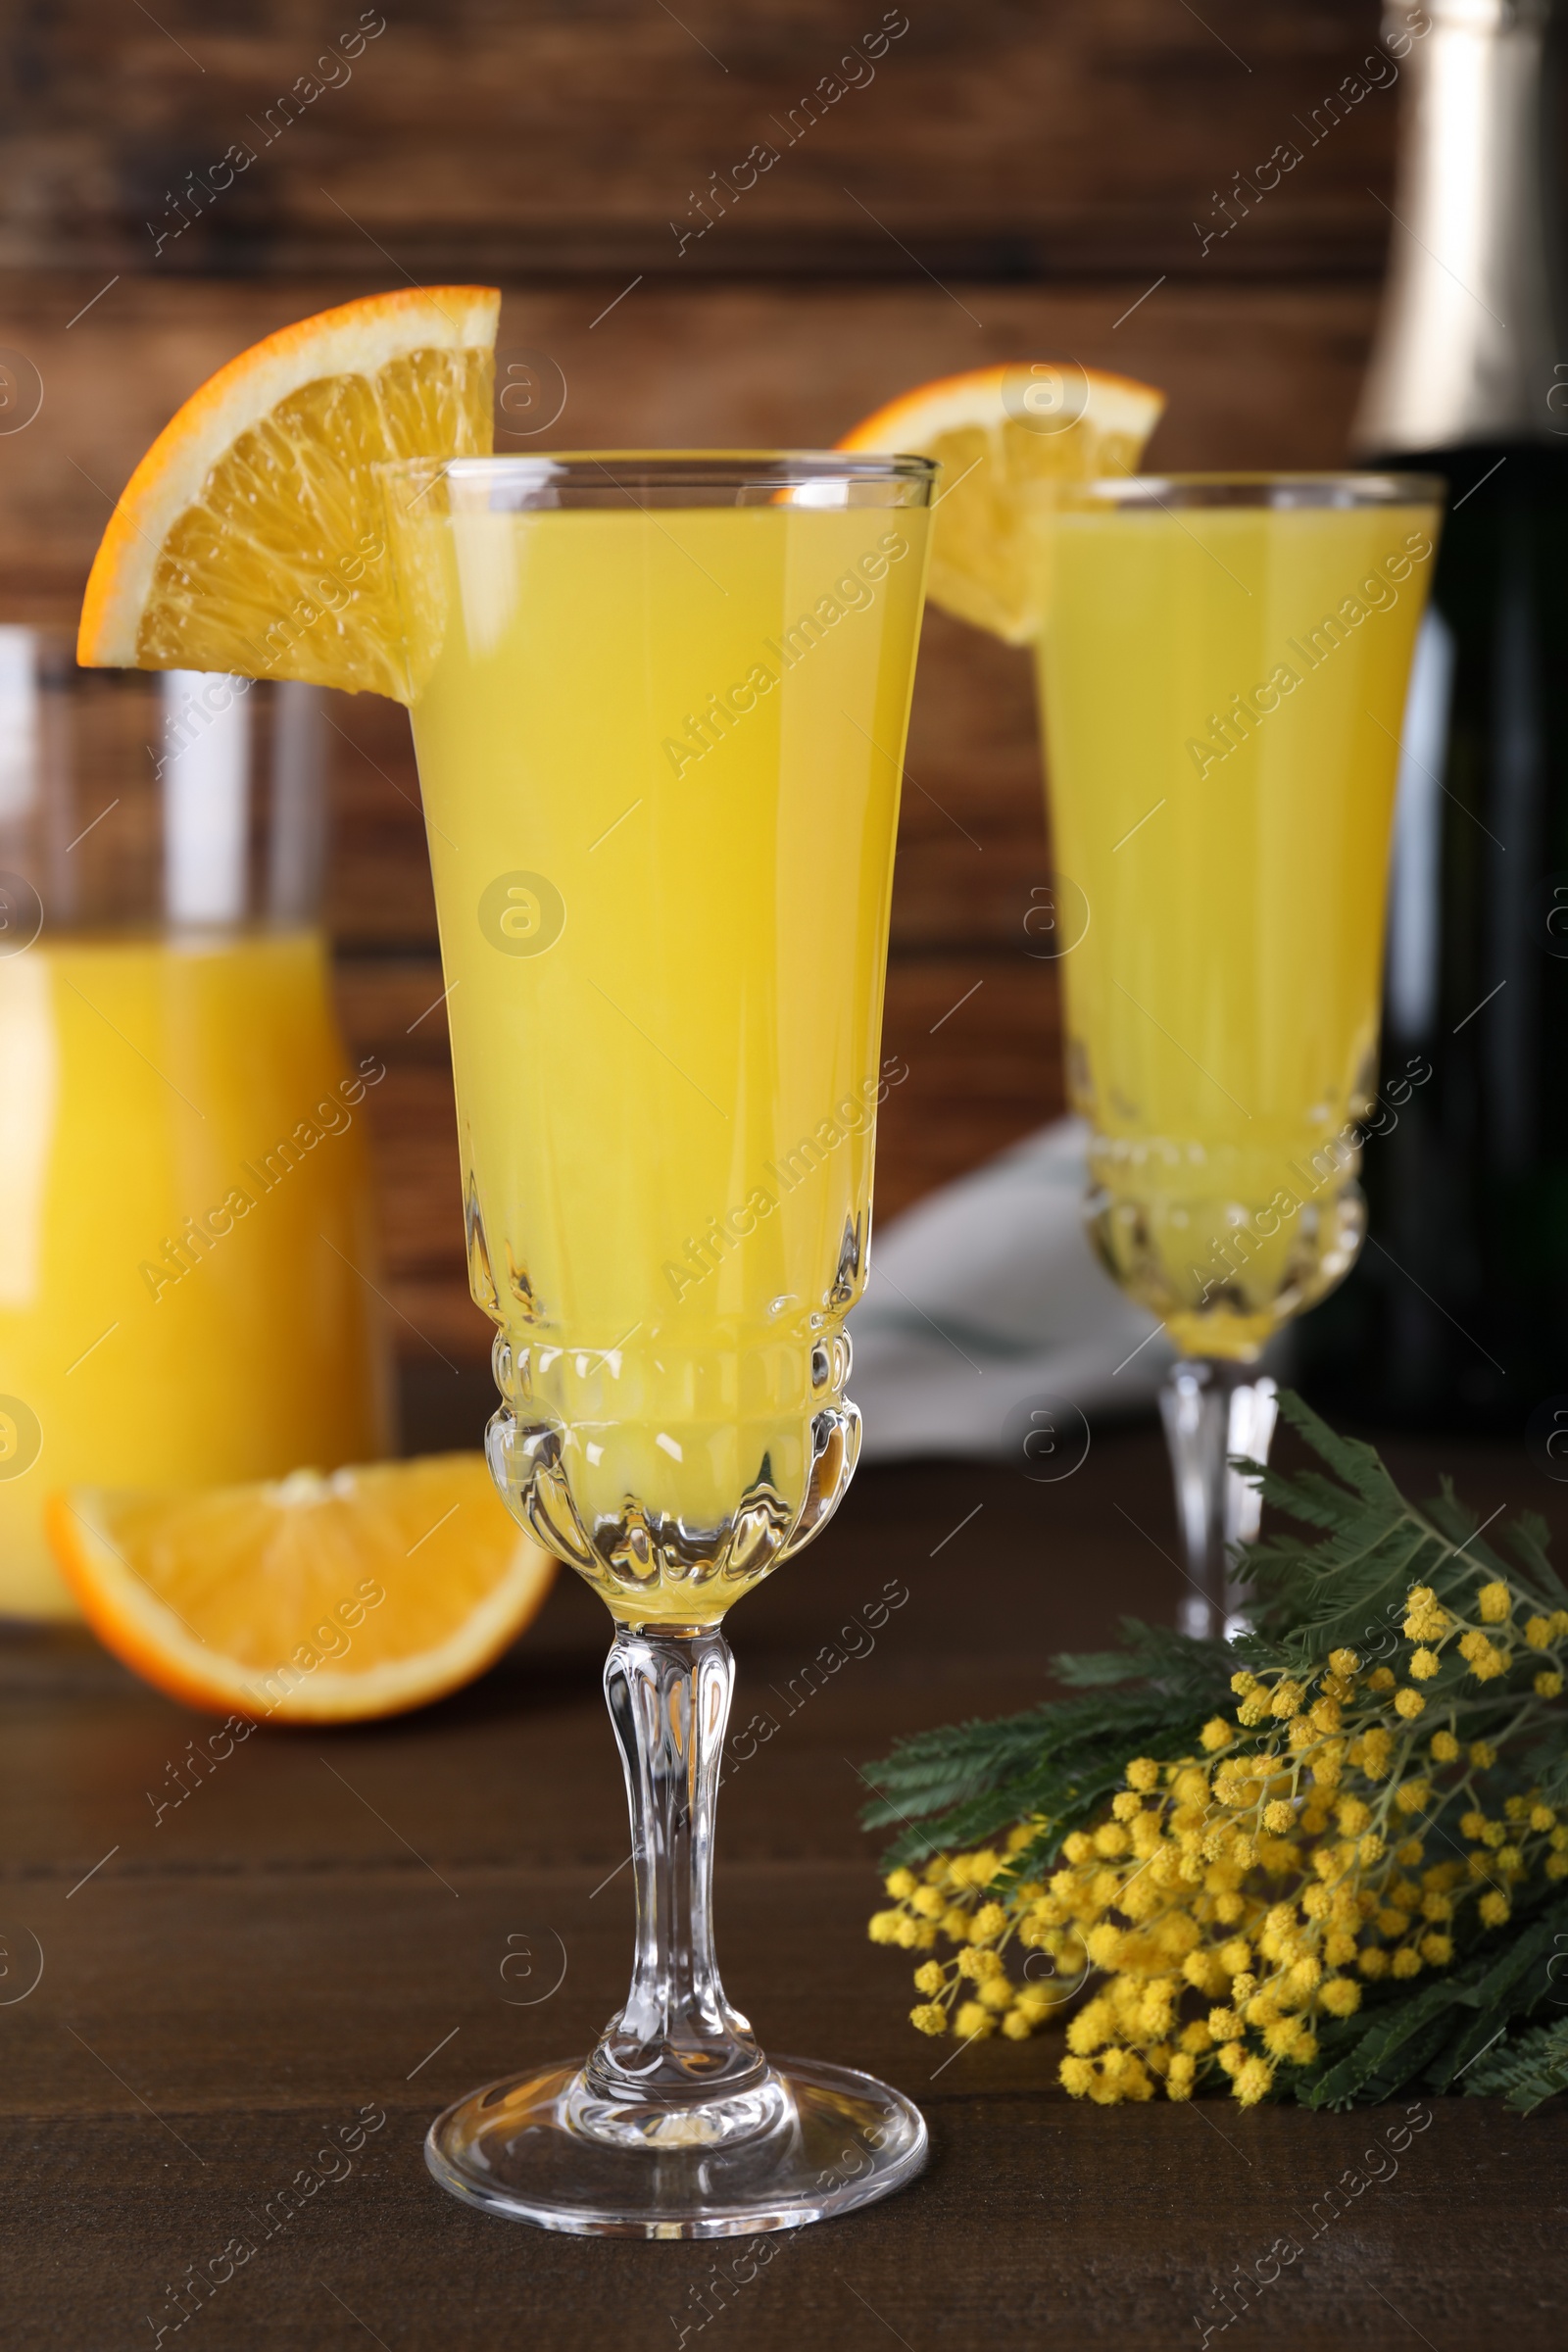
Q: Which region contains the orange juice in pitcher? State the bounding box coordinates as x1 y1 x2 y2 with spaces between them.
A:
0 639 391 1616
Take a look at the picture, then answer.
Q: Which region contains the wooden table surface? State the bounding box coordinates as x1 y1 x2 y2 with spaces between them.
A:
3 1421 1563 2350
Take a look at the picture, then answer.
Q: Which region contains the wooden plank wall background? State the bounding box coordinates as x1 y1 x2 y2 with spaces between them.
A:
0 0 1408 1381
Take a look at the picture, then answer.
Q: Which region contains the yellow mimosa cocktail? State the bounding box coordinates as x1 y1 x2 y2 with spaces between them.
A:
1029 472 1442 1640
390 453 936 2237
1033 486 1441 1359
400 472 930 1622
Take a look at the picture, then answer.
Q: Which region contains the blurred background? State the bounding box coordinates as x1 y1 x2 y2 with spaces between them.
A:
0 0 1409 1440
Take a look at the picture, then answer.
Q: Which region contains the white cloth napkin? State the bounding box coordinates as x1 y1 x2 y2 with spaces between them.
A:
850 1117 1175 1460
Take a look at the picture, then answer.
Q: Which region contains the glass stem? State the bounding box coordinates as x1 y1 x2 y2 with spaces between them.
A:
587 1625 764 2107
1158 1359 1279 1642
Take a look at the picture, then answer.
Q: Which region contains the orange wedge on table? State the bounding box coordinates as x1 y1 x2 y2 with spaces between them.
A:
48 1455 555 1724
77 284 499 699
839 364 1165 643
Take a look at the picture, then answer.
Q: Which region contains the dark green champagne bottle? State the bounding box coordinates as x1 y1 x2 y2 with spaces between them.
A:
1303 0 1568 1427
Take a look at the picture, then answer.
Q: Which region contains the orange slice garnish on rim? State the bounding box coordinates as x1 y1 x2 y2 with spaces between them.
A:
839 363 1165 643
77 285 499 701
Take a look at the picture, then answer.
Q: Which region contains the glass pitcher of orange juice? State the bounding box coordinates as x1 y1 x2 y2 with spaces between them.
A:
0 631 393 1616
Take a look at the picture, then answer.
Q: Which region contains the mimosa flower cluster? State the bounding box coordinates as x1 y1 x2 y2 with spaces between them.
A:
869 1556 1568 2106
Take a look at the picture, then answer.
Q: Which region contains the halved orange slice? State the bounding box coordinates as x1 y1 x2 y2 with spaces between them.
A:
47 1454 555 1724
77 285 499 701
839 364 1165 643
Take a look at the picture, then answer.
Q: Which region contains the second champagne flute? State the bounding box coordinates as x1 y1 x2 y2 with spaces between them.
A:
1030 473 1442 1635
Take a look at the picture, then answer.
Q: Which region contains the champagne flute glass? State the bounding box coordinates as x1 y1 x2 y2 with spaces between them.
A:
1029 474 1443 1636
378 451 935 2236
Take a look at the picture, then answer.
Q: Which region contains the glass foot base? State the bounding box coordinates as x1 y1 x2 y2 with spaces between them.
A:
425 2055 928 2238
